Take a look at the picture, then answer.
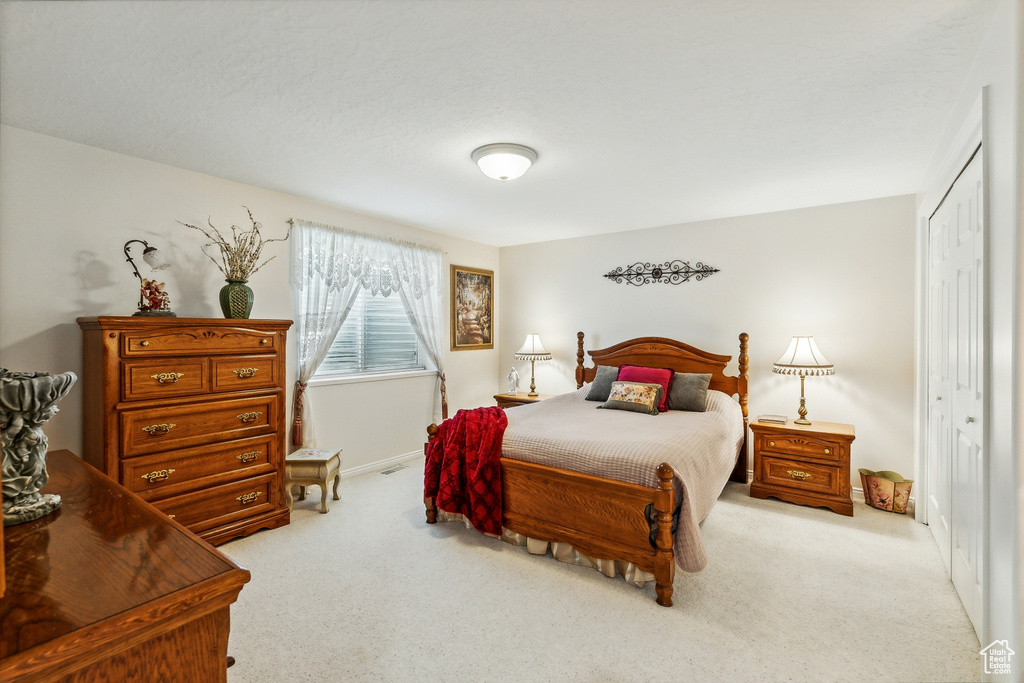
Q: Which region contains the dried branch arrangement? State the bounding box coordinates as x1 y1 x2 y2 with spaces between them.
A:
178 207 290 281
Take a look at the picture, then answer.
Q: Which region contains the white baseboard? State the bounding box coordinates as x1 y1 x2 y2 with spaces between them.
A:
338 450 423 480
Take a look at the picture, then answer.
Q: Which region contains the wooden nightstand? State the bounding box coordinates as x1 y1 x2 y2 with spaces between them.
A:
493 392 549 409
749 419 855 516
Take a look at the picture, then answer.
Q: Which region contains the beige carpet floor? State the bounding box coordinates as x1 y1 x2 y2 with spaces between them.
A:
221 455 981 682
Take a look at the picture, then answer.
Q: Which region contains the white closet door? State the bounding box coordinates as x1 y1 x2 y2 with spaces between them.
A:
927 147 984 634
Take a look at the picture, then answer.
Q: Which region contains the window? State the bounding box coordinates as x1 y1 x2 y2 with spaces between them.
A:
315 289 427 377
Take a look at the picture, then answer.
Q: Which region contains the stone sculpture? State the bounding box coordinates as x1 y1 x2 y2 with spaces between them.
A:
1 368 77 526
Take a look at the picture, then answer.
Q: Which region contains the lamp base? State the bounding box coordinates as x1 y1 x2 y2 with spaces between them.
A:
133 310 177 317
794 417 811 426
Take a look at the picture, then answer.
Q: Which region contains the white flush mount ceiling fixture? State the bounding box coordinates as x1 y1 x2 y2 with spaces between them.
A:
471 143 537 181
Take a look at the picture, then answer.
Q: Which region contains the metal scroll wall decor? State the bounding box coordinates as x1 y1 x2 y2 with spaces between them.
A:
603 260 720 286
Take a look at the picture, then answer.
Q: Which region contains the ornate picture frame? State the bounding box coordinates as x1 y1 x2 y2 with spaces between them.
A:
450 265 494 351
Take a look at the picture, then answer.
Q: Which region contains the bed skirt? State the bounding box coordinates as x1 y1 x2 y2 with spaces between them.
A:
435 510 656 587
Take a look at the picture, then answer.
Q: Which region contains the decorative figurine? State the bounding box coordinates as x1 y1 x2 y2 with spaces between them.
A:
507 366 520 396
1 368 77 526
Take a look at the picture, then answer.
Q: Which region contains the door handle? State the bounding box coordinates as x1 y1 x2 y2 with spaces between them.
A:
965 415 975 424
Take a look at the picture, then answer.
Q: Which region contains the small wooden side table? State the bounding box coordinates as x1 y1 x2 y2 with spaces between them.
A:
749 419 855 516
493 392 550 409
285 448 342 513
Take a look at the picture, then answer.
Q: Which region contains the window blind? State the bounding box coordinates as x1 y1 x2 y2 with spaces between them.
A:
317 289 424 376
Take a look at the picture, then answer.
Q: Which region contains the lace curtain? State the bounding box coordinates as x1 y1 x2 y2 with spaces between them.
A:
290 219 446 447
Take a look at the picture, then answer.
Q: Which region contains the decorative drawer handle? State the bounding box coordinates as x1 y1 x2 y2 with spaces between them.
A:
824 448 830 454
236 450 262 463
237 411 263 423
151 372 185 384
140 340 150 347
260 339 269 345
787 470 812 481
142 423 176 436
141 468 176 483
236 491 262 505
769 441 775 447
232 367 259 379
168 514 176 519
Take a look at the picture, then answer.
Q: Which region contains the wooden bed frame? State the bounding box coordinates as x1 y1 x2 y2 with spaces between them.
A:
425 332 749 607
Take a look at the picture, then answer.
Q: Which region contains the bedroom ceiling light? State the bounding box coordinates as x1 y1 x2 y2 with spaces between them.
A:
772 336 834 425
471 143 537 181
514 333 552 397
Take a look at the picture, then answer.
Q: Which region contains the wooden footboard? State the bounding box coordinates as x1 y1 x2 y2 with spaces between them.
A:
424 452 677 607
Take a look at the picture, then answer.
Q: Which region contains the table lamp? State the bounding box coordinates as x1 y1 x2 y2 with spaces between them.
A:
514 333 552 397
772 336 834 425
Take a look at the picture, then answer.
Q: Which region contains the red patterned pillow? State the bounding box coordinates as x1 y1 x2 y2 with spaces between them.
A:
616 364 675 412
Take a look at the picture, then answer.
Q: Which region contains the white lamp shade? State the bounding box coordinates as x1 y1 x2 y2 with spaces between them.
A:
142 246 171 271
514 333 551 361
772 336 834 376
472 143 537 181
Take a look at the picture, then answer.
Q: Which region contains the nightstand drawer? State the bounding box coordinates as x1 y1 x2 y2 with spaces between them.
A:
760 455 841 496
759 433 841 463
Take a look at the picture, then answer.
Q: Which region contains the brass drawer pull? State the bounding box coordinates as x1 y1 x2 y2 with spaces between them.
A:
260 338 269 345
142 423 176 436
236 491 262 505
769 441 775 447
787 470 812 481
140 340 150 347
236 450 262 463
151 372 185 384
824 448 830 454
232 367 259 379
141 468 176 483
237 411 263 423
168 514 176 519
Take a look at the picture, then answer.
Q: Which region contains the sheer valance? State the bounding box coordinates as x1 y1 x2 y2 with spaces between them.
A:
290 219 447 447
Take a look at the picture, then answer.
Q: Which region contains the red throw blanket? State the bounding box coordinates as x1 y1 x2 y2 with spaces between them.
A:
424 406 507 536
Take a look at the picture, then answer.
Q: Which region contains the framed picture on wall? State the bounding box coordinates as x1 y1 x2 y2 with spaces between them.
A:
451 265 494 351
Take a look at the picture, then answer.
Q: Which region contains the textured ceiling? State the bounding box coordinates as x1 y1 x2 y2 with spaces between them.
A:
0 1 998 246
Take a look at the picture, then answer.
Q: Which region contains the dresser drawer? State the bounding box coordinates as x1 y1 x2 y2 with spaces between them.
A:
121 394 278 457
158 473 279 532
122 435 277 501
121 358 208 401
758 433 841 463
211 355 279 392
760 455 841 496
122 326 281 357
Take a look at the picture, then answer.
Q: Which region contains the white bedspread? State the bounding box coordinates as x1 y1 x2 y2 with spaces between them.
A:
501 386 744 572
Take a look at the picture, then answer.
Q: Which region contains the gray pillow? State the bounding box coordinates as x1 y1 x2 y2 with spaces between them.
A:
667 373 711 412
585 365 619 402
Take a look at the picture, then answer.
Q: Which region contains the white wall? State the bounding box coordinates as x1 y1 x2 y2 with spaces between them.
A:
0 125 500 472
915 0 1020 664
499 195 917 478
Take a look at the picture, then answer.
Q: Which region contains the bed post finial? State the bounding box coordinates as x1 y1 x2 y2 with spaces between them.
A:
576 331 586 389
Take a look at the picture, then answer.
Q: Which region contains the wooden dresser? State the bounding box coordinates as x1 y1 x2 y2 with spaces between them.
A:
749 419 856 516
0 450 249 681
78 316 292 545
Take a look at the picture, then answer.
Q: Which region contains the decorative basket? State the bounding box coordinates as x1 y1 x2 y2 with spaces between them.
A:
858 469 913 514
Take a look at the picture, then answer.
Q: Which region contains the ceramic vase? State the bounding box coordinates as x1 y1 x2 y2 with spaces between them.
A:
1 368 77 527
220 279 254 319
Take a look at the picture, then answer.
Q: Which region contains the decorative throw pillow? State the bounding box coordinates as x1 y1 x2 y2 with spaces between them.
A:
616 364 674 412
585 365 619 402
667 373 712 412
596 381 663 416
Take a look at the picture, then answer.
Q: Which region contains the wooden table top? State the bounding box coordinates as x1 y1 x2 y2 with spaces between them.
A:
0 450 249 661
